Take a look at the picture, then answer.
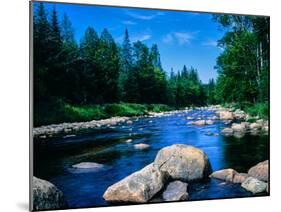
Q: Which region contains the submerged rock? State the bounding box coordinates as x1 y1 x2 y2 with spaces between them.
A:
134 143 150 150
248 160 268 182
72 162 104 170
103 163 165 203
154 144 212 182
162 181 189 201
206 120 214 125
241 177 267 194
33 177 67 210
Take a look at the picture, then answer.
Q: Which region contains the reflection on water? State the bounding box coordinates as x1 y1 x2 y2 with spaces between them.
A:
34 110 269 208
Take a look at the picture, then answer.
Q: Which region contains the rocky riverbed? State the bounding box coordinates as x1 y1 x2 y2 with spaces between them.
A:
33 105 269 209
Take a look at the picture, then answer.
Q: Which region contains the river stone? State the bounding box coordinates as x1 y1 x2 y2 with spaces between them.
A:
72 162 104 170
248 160 268 182
233 173 249 183
241 177 267 194
154 144 212 182
206 120 214 125
33 177 67 210
231 123 246 133
219 111 234 120
210 168 238 182
162 181 189 201
221 128 234 136
134 143 150 150
250 122 263 130
103 163 165 203
191 120 206 126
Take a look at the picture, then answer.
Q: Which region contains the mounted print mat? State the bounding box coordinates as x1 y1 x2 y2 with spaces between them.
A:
30 0 270 211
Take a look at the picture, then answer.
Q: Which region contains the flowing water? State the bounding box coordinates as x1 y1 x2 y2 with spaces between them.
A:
33 109 269 209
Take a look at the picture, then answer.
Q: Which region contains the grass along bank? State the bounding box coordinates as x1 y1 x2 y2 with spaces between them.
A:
35 103 174 127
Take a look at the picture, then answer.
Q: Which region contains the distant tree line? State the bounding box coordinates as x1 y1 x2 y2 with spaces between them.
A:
33 3 209 125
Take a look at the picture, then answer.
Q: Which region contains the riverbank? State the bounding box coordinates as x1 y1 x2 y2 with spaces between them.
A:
33 104 268 139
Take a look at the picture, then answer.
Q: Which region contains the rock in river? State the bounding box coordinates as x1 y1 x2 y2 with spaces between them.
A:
233 173 249 183
162 181 189 201
134 143 150 150
241 177 267 194
103 163 165 203
248 160 268 182
210 169 238 182
72 162 105 170
154 144 212 182
190 120 206 126
33 177 67 210
219 111 234 120
221 128 234 136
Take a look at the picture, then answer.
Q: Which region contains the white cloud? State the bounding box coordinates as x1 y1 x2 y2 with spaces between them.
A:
162 31 196 45
131 34 151 42
126 11 164 20
173 32 194 45
122 20 136 25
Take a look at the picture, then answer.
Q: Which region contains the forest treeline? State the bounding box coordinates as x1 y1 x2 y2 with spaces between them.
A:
33 3 269 126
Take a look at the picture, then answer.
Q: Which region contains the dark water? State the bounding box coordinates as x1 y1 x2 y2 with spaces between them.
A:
34 109 269 208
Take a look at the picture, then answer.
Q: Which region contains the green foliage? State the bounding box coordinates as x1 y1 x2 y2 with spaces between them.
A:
104 103 147 117
244 103 269 120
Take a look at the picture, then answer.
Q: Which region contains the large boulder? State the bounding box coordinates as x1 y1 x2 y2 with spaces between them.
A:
241 177 267 194
154 144 212 182
162 181 189 201
248 160 268 182
219 111 234 120
103 163 165 203
33 177 67 210
210 169 238 182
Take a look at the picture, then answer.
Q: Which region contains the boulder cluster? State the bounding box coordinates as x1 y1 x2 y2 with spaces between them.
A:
103 144 212 203
210 160 269 194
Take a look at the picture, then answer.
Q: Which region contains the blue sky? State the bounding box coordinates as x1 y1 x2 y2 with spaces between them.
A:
35 2 225 83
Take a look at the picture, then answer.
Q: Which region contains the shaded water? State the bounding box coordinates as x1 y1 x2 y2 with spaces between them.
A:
34 109 269 208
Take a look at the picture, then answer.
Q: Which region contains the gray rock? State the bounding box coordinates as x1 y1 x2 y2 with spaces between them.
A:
103 163 165 203
154 144 212 182
162 181 189 201
248 160 268 182
190 120 206 126
221 128 234 136
219 111 234 120
72 162 104 170
233 173 249 183
241 177 267 194
210 169 238 182
206 120 214 125
33 177 67 210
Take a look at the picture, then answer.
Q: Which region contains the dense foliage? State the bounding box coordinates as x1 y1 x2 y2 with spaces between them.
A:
33 4 208 126
213 15 269 114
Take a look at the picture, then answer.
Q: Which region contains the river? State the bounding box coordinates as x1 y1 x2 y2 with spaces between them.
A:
33 109 269 209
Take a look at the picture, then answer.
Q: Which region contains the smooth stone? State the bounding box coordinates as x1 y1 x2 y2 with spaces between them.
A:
248 160 268 182
219 111 234 120
33 177 67 210
103 163 165 203
221 128 234 136
154 144 212 182
210 168 238 182
241 177 267 194
206 120 214 125
72 162 104 170
190 120 206 126
233 173 249 183
162 181 189 201
134 143 150 150
125 139 133 143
